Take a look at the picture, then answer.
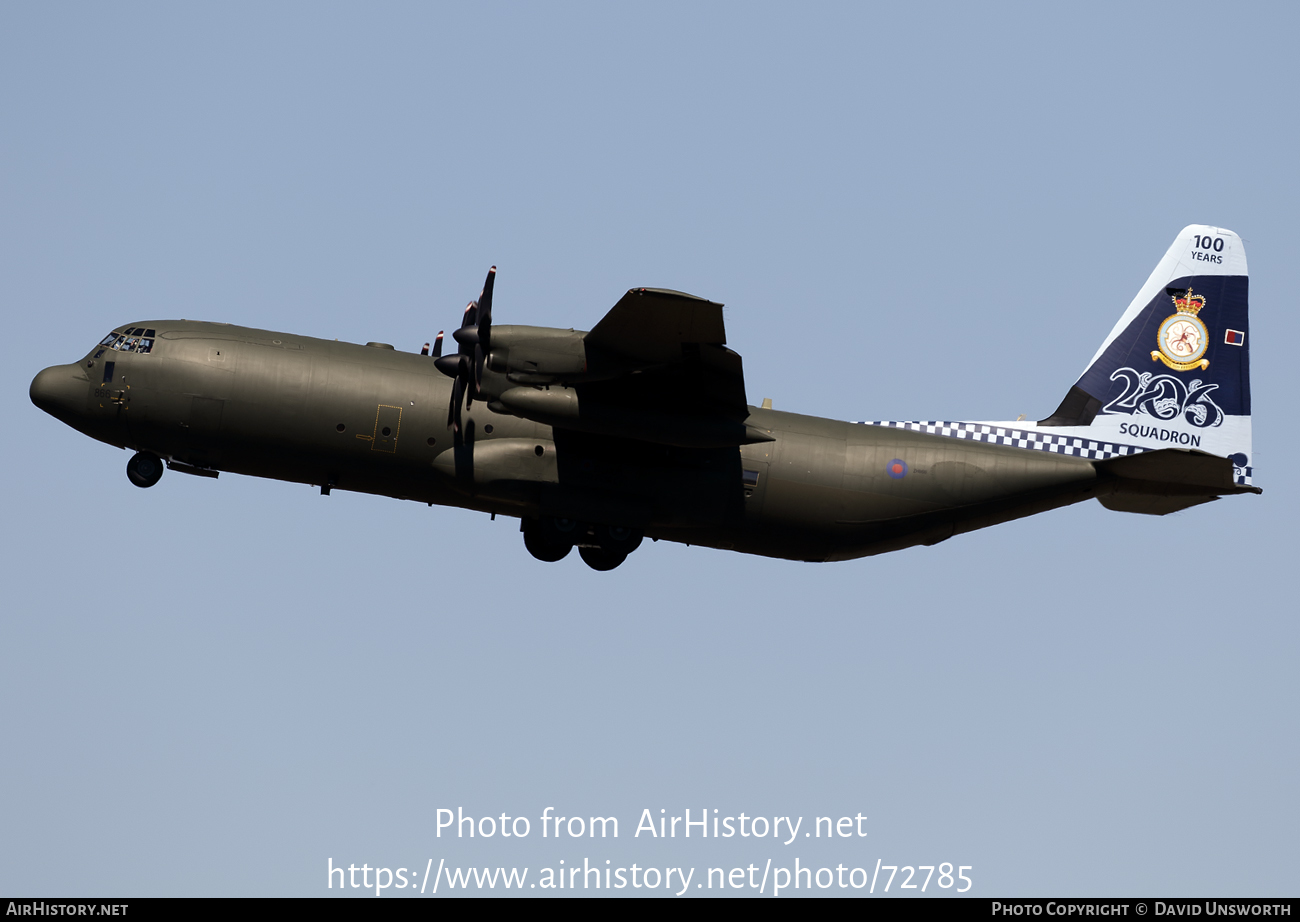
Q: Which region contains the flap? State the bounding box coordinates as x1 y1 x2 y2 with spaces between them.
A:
580 341 751 421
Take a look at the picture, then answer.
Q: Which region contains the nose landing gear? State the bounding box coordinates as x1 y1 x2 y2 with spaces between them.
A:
521 517 643 570
126 451 164 488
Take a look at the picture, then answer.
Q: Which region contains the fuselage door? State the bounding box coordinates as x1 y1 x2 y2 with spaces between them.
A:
87 358 128 423
367 404 403 453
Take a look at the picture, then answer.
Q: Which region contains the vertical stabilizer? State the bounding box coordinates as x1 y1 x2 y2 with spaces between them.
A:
1038 225 1252 484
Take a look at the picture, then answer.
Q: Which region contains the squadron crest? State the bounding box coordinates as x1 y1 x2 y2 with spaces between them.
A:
1151 287 1211 372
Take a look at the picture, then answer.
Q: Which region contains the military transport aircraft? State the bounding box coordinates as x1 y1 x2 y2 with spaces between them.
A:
30 225 1258 570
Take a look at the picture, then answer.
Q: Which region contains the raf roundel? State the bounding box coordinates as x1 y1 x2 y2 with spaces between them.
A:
886 459 908 479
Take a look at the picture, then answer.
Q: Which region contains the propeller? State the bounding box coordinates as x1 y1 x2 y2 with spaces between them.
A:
434 267 496 434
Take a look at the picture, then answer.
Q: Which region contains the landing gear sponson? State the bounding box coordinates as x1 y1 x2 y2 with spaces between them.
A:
521 517 644 571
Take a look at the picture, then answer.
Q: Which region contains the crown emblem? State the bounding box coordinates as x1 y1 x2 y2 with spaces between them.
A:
1152 287 1210 371
1170 288 1206 316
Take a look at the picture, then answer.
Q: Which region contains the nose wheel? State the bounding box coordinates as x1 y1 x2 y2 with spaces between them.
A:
126 451 164 488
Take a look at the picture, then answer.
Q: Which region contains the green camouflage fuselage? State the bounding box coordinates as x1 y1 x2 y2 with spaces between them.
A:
37 320 1103 562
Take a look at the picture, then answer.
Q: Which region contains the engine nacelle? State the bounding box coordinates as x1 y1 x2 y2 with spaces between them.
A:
431 437 558 485
487 326 588 383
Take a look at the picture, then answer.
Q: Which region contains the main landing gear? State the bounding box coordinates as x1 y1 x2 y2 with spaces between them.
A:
126 451 164 488
521 517 644 571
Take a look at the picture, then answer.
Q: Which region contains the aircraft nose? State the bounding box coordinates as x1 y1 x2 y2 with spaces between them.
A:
30 363 87 422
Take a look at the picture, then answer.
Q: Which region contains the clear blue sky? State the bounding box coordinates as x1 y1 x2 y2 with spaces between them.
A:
2 1 1296 896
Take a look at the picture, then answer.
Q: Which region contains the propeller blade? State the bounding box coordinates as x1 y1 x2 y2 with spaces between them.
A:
477 266 496 353
455 372 466 432
431 331 444 357
478 267 496 315
473 343 485 393
449 373 464 430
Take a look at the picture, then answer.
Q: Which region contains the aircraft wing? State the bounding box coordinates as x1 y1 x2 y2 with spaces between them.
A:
582 287 749 420
586 288 727 361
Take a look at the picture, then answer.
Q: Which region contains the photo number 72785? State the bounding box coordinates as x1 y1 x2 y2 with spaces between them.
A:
872 862 973 893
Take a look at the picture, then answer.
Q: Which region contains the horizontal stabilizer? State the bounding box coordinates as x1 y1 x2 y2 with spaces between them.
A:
1096 447 1260 515
1099 447 1242 490
1097 494 1218 516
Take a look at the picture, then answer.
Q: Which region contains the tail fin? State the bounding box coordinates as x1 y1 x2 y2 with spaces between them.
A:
1039 224 1253 484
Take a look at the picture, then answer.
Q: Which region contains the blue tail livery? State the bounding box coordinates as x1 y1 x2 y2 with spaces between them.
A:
859 225 1258 516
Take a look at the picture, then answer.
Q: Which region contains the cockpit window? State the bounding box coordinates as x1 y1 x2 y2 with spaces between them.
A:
98 329 155 354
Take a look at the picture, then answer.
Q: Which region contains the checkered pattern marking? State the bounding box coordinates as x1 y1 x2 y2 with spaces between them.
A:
853 420 1254 486
854 420 1144 460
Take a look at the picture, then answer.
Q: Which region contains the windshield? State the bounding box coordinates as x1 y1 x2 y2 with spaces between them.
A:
97 328 155 355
